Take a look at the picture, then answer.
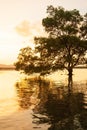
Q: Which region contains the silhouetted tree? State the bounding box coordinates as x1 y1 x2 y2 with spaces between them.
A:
34 6 87 77
15 6 87 77
14 46 52 75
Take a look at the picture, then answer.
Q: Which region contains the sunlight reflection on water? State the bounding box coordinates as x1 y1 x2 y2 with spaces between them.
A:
48 69 87 82
0 71 20 116
0 69 86 130
0 69 86 115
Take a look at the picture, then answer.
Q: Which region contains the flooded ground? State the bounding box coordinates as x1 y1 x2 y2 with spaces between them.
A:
0 70 87 130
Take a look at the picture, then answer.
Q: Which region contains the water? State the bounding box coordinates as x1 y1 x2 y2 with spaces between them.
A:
0 69 87 130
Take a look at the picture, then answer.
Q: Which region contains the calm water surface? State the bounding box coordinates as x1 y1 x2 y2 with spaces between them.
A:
0 69 87 130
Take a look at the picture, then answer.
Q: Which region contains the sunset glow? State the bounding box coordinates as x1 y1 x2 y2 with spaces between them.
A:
0 0 87 64
0 1 87 128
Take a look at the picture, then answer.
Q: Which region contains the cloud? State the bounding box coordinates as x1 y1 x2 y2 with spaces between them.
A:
15 20 46 38
15 20 47 49
15 21 32 37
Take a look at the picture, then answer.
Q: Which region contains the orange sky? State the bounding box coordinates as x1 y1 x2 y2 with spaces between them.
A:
0 0 87 64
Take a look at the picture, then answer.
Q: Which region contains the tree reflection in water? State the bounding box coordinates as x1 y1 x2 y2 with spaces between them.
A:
15 76 87 130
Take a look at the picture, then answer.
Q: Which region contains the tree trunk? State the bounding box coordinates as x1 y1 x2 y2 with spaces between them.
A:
68 67 73 78
68 67 73 91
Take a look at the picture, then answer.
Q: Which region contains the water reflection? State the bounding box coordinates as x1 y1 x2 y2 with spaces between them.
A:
15 76 87 130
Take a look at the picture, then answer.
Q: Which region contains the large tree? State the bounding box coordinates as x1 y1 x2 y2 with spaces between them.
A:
15 6 87 77
34 6 87 77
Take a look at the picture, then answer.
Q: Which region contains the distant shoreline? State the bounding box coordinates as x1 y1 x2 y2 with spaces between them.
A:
0 64 15 70
74 66 87 69
0 68 15 70
0 63 87 71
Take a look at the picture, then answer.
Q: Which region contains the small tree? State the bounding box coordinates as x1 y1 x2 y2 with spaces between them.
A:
15 46 52 75
15 6 87 78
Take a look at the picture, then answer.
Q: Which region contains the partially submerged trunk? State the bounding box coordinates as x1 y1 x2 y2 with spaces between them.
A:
68 67 73 91
68 67 73 78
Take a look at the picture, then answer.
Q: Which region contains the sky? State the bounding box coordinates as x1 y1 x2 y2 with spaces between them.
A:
0 0 87 64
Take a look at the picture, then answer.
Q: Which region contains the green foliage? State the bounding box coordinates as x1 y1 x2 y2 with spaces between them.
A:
15 5 87 76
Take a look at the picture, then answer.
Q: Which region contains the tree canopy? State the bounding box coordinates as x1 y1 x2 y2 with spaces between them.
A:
15 5 87 77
